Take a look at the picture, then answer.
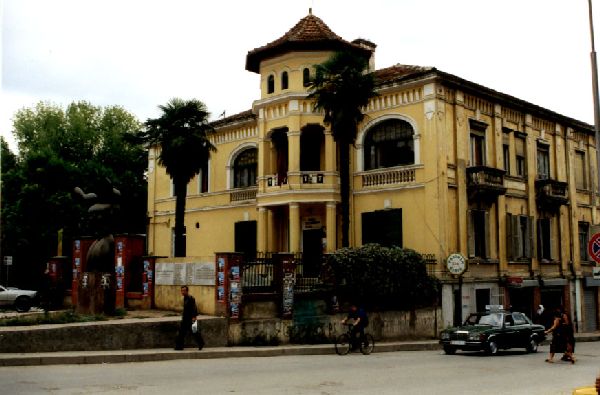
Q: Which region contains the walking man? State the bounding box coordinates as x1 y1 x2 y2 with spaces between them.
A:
175 285 205 350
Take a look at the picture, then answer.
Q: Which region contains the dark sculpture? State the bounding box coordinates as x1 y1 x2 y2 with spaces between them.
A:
74 178 121 273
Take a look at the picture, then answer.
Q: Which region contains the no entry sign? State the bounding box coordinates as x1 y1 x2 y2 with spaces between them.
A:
588 233 600 264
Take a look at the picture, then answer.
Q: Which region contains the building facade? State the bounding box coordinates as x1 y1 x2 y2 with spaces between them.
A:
147 11 600 331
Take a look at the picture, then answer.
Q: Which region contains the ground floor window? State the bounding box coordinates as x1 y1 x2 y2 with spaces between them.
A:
361 208 402 247
234 221 257 257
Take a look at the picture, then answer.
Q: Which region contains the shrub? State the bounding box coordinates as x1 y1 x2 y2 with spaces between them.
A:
326 244 439 310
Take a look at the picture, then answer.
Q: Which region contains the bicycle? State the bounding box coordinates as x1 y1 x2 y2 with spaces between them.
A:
334 323 375 355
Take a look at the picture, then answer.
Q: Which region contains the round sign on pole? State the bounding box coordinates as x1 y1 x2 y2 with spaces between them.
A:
588 233 600 264
446 253 467 276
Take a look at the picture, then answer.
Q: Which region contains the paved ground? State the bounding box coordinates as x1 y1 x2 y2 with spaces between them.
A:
2 342 599 395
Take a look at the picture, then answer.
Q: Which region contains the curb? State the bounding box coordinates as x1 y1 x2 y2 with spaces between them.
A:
1 335 598 367
0 341 443 367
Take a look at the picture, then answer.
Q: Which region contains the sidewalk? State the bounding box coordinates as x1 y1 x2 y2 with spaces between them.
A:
1 333 598 367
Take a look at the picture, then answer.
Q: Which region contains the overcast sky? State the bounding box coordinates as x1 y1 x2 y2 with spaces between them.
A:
2 0 600 152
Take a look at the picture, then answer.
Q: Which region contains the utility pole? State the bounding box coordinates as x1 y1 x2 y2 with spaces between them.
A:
588 0 600 194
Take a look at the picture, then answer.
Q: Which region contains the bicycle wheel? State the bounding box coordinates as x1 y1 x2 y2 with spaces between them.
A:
360 334 375 355
335 333 351 355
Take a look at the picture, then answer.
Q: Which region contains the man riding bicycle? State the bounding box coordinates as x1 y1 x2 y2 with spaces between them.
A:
341 304 369 349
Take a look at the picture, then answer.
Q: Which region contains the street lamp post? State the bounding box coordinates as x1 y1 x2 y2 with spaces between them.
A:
588 0 600 194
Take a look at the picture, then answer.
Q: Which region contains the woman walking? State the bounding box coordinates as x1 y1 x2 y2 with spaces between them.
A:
544 307 565 363
560 309 576 364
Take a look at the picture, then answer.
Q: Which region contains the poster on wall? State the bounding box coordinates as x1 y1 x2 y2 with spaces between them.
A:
282 272 295 317
217 286 225 302
228 264 241 319
230 265 240 281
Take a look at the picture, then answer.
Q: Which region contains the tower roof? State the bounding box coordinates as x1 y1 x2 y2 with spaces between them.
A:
245 11 372 73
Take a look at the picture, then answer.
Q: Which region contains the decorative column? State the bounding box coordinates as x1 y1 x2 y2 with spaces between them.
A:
455 90 469 255
289 203 301 253
257 207 268 252
324 130 335 172
326 202 337 252
288 130 301 173
494 104 507 274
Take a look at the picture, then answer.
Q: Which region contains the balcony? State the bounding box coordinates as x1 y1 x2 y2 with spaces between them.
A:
361 166 417 188
535 178 568 208
230 187 257 202
466 166 506 199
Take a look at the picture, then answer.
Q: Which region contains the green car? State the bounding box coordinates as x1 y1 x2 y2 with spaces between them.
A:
439 310 546 355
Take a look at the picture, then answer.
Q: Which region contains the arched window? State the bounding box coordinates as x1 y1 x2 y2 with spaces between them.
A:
267 75 275 94
303 68 310 87
281 71 288 90
364 119 415 170
234 148 258 188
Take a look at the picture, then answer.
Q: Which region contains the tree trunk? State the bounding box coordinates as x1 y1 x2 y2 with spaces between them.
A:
174 178 187 257
339 140 350 247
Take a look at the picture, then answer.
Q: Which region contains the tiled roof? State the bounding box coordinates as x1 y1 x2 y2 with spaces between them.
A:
246 12 371 73
374 64 435 86
210 109 255 129
214 64 592 133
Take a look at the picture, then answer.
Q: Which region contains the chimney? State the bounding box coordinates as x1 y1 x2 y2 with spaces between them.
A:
352 38 377 71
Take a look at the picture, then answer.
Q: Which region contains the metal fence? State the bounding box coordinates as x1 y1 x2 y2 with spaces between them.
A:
240 252 327 295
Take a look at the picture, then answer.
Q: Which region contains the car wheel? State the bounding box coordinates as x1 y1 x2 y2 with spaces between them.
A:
487 340 498 355
15 296 31 313
443 345 457 355
526 338 538 353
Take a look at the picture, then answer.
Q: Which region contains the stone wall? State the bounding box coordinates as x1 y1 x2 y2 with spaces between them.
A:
0 316 228 353
228 307 442 346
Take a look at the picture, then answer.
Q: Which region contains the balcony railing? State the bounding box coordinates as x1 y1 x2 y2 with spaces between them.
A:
466 166 506 198
361 166 416 187
535 178 568 208
230 187 257 202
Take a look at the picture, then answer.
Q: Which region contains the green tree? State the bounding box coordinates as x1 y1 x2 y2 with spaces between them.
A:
308 51 377 247
139 98 216 257
2 101 146 288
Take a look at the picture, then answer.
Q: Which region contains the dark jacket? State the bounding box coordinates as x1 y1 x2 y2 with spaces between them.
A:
182 295 198 322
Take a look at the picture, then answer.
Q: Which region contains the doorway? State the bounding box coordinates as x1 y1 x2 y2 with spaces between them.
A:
302 229 323 277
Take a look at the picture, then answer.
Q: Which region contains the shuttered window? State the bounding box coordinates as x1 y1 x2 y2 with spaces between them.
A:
537 143 550 180
579 222 590 262
515 136 526 177
506 213 534 261
468 209 490 258
537 218 553 262
362 209 402 247
575 151 587 190
235 221 257 256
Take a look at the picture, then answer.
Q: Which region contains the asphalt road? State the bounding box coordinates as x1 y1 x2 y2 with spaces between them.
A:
1 342 599 395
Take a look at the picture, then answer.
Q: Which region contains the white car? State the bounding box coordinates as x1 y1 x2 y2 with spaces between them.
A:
0 285 37 312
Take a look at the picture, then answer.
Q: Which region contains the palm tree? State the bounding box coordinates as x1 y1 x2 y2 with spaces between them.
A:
308 51 377 247
142 98 216 257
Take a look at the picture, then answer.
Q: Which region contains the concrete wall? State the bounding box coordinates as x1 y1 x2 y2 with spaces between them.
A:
155 285 215 315
228 307 442 346
0 317 228 353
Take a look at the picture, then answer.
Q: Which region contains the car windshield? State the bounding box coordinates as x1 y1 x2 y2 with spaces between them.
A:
465 313 503 327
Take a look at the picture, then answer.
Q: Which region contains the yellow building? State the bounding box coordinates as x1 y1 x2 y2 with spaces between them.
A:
147 11 600 331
